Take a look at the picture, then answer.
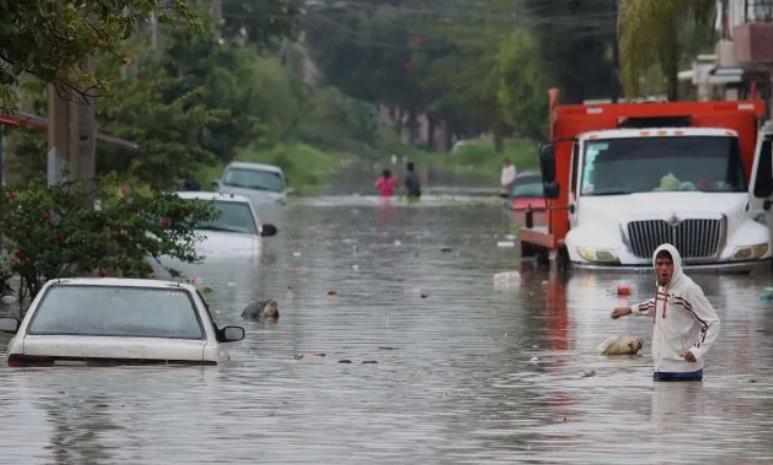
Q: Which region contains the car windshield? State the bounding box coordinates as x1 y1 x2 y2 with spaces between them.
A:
510 175 544 198
222 167 284 192
197 200 258 235
28 285 204 339
581 136 746 196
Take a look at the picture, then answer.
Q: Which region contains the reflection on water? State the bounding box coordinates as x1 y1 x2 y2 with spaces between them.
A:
1 195 773 464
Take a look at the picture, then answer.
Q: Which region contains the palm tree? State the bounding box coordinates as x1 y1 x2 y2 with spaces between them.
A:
619 0 714 101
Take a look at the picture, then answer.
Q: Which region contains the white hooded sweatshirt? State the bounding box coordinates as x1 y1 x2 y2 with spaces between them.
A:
629 243 721 373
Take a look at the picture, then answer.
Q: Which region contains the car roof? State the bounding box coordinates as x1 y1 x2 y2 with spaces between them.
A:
225 162 284 175
515 170 541 179
46 277 196 291
176 191 251 203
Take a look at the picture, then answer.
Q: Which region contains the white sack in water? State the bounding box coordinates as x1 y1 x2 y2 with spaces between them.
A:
596 335 643 356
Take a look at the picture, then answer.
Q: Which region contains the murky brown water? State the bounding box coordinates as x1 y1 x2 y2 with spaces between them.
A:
2 195 773 465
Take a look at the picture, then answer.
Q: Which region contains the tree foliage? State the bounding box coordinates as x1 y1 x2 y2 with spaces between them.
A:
619 0 714 100
0 0 195 111
497 31 547 141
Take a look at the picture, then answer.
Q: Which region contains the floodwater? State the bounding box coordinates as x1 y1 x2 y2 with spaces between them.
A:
2 195 773 465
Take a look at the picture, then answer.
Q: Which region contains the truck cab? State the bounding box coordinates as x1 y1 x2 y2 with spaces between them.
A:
521 97 773 271
565 127 770 268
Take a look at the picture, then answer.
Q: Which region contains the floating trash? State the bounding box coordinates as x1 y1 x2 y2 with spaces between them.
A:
352 264 360 271
362 360 378 364
327 290 338 296
581 369 597 378
394 239 402 246
496 241 515 248
226 282 235 288
312 352 327 357
440 247 453 252
292 251 302 257
338 359 352 364
293 354 304 360
596 335 643 356
493 271 521 288
617 284 632 296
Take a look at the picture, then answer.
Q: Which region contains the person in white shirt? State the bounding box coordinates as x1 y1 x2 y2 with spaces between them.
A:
611 243 720 381
500 158 516 198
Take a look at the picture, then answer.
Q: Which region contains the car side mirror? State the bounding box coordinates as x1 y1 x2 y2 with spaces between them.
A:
0 317 20 334
219 326 245 342
260 224 278 237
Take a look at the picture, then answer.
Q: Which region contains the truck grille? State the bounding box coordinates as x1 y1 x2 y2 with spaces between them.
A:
626 219 723 259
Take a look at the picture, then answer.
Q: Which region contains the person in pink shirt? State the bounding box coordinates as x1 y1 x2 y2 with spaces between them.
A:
375 169 398 197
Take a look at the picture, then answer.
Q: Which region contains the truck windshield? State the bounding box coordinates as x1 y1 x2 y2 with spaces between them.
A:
580 136 746 196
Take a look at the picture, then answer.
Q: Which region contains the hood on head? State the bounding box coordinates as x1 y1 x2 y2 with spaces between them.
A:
652 243 683 286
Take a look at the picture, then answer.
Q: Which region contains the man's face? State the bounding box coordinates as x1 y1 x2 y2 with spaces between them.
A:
655 257 674 286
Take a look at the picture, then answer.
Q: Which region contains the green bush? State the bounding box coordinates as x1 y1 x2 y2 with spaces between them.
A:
0 179 215 305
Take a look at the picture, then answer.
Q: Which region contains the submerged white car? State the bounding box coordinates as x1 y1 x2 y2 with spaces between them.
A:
177 191 277 259
0 278 245 366
215 162 289 204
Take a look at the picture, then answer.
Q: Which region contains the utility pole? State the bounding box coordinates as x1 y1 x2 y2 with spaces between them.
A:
47 59 96 185
611 0 620 103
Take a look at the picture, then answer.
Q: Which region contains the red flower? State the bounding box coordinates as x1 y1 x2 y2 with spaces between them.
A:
7 192 18 201
97 269 107 278
42 212 52 223
159 217 172 229
12 250 24 260
56 234 67 244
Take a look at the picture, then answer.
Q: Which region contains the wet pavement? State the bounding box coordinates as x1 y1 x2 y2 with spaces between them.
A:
2 195 773 464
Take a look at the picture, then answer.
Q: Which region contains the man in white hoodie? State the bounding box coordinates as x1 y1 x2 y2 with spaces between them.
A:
611 243 720 381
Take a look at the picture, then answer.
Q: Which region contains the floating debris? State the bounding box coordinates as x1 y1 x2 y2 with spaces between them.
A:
617 284 632 296
581 369 597 378
528 356 539 364
312 352 327 357
393 239 402 246
352 264 360 271
338 359 352 364
293 354 304 360
596 335 643 356
292 251 302 257
440 247 453 252
327 290 338 296
496 241 515 248
378 346 397 351
362 360 378 364
420 293 428 299
201 286 214 294
493 271 521 288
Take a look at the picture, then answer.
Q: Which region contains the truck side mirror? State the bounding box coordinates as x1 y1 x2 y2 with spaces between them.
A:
539 143 559 199
754 139 773 198
539 143 556 184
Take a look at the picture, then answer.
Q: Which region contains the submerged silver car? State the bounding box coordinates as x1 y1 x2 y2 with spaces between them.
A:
216 162 289 205
0 278 244 366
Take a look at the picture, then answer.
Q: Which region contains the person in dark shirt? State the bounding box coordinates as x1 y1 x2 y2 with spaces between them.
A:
404 161 422 199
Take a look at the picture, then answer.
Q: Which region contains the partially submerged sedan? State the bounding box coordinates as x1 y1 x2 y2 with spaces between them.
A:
0 278 245 366
178 191 277 258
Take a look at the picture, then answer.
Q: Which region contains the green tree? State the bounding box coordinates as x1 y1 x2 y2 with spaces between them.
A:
0 0 194 111
497 31 547 141
619 0 714 100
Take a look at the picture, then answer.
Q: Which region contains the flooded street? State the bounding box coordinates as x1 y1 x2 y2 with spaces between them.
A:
2 196 773 465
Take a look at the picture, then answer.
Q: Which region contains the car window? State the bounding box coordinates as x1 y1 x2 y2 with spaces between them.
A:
197 200 258 235
510 176 544 198
223 167 284 192
27 285 204 339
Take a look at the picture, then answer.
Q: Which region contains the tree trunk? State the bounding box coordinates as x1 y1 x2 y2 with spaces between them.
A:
427 115 435 151
407 105 419 146
493 121 504 153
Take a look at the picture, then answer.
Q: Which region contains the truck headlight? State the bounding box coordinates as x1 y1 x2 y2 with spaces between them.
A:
577 247 620 264
732 243 768 260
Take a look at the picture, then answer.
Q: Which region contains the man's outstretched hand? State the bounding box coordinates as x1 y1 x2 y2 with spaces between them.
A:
681 351 697 363
611 307 632 319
